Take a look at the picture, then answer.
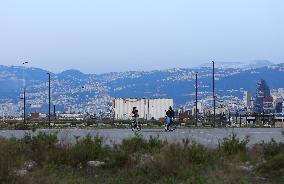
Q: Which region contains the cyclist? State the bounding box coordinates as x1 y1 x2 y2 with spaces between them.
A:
131 107 140 131
165 106 175 131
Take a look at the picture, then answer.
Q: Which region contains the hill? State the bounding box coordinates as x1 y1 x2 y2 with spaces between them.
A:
0 63 284 112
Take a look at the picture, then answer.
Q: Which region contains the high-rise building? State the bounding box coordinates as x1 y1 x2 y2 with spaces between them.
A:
243 91 252 109
254 79 271 113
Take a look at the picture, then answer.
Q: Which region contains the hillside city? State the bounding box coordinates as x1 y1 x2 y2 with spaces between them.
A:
0 62 284 126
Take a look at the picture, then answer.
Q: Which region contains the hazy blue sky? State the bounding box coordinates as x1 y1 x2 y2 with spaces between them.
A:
0 0 283 73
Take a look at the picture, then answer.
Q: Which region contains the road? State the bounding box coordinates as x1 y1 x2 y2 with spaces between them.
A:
0 128 283 148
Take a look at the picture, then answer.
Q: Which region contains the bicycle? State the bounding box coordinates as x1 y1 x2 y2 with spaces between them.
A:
164 116 176 132
131 117 142 131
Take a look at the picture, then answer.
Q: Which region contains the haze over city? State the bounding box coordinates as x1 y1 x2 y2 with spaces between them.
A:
1 0 284 73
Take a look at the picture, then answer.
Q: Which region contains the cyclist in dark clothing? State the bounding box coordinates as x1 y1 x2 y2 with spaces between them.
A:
166 106 175 118
131 107 140 131
132 107 139 118
165 106 175 131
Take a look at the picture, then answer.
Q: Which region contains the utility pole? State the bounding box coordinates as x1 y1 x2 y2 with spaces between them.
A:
228 111 231 126
195 72 198 127
53 105 56 119
245 113 248 127
235 111 238 126
22 61 28 124
24 88 26 124
239 114 242 127
47 73 51 128
212 61 216 127
262 111 265 125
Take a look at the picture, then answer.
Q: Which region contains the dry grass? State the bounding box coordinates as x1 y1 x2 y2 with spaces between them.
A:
0 133 283 184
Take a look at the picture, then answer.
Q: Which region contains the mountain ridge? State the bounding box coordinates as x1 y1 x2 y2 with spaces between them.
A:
0 60 277 76
0 62 284 112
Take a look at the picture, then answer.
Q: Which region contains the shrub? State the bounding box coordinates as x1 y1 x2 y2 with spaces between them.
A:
143 143 184 177
261 139 284 160
18 132 59 165
248 144 265 164
107 136 166 168
1 132 281 183
147 136 166 153
67 134 105 168
0 138 9 182
119 136 149 154
186 142 214 165
119 136 165 155
219 133 249 155
257 153 284 178
141 141 216 181
14 123 30 130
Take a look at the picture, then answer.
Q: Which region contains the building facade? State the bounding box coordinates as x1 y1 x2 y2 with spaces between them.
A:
263 96 274 114
243 91 252 109
113 98 173 120
254 79 271 113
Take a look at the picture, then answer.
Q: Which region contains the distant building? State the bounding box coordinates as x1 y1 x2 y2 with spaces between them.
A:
59 113 84 120
275 101 283 113
31 112 40 120
191 102 203 116
254 79 271 113
113 98 173 120
263 96 274 114
66 107 75 114
243 91 252 109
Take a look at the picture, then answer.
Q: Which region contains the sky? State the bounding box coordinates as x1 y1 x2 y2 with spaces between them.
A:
0 0 283 74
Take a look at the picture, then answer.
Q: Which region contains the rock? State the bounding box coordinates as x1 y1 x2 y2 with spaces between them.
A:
87 161 105 168
240 165 254 172
23 161 37 171
14 161 37 177
239 162 254 172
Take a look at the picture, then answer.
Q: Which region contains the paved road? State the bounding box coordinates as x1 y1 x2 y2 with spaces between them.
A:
0 128 283 148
